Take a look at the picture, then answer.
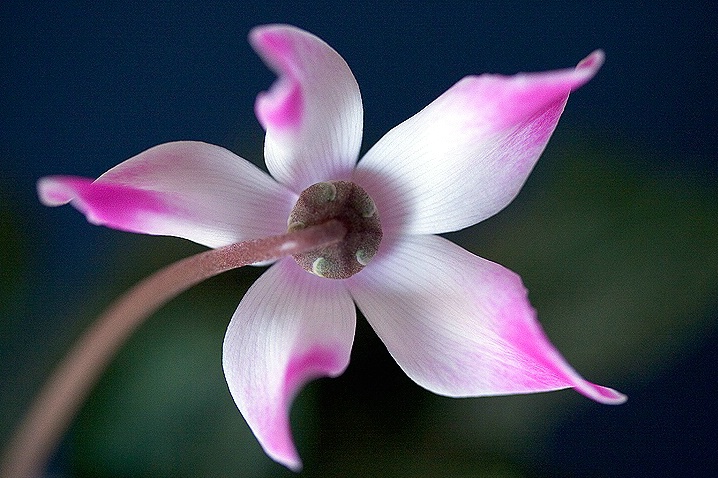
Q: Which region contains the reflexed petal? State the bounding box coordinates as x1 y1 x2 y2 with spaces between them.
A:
37 141 296 248
347 234 625 404
354 51 605 236
222 258 356 470
251 24 363 193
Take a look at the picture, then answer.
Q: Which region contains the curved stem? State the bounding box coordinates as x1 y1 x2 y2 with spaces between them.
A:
1 220 346 478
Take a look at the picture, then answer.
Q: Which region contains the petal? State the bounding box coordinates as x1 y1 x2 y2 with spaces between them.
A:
222 258 356 470
37 141 296 248
347 234 625 404
354 51 604 236
251 24 363 193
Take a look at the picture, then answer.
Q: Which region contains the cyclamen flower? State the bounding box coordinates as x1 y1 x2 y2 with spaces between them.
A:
38 25 625 471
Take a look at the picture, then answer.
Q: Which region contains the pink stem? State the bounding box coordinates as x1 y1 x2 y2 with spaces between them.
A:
1 220 346 478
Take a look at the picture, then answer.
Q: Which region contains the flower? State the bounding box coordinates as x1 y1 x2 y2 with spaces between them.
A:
38 24 625 471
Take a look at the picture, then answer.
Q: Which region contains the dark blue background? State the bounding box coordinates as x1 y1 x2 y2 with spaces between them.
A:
2 2 716 477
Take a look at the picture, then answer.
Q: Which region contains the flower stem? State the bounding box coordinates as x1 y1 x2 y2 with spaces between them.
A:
1 220 346 478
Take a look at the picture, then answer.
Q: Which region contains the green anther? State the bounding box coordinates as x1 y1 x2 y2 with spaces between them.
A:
311 257 329 277
361 197 377 218
287 220 306 232
356 248 374 266
316 181 337 202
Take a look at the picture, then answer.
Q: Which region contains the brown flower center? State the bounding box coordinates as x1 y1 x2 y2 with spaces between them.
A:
288 181 382 279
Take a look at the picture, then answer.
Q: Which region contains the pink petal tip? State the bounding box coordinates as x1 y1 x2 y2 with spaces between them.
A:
37 175 87 206
250 26 305 131
577 49 605 71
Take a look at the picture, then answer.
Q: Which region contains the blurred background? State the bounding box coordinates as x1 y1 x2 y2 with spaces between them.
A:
1 1 716 477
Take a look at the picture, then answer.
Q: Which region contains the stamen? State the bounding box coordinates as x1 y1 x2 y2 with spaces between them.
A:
311 257 329 277
356 248 374 266
361 197 377 218
316 181 338 202
287 220 306 231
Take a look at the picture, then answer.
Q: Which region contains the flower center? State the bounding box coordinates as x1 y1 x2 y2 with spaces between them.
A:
288 181 382 279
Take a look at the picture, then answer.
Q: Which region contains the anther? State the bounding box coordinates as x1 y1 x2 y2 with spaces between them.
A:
361 197 377 218
316 182 337 202
287 220 306 232
311 257 329 277
355 248 374 266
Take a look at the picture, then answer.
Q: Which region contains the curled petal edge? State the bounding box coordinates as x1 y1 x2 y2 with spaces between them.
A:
250 24 363 193
222 259 356 471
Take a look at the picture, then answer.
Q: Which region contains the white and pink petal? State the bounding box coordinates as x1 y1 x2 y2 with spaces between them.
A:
347 234 625 404
222 258 356 471
251 24 363 193
38 141 295 248
354 51 605 236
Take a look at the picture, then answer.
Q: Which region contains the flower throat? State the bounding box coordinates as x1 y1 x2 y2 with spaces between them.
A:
288 181 382 279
